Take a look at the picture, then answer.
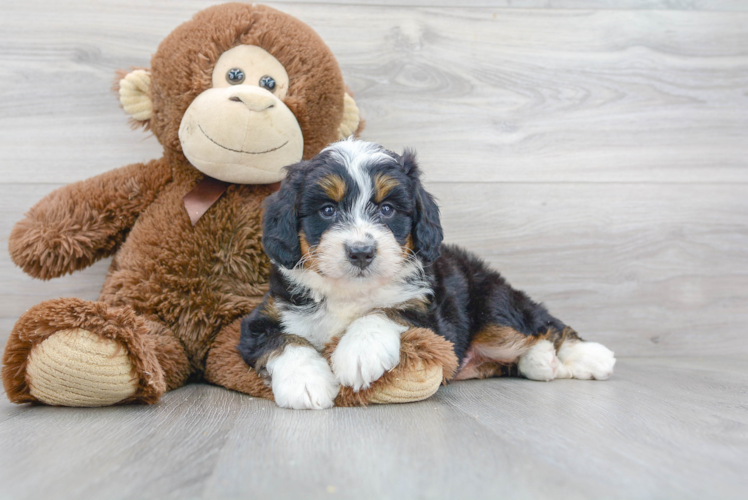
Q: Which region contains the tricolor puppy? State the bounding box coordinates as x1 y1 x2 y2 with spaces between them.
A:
239 140 616 409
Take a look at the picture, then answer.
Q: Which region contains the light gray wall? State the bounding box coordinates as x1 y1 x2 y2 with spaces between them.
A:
1 0 746 357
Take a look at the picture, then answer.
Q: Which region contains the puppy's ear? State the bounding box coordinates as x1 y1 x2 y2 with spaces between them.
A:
262 166 304 268
401 149 443 264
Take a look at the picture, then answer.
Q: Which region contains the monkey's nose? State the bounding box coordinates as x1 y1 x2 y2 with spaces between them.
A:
228 89 276 112
346 243 377 270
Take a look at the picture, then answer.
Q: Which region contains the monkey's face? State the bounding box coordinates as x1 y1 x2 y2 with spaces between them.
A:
178 45 304 184
117 3 361 185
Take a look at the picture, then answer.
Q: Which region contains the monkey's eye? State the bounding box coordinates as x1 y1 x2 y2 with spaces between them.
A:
226 68 245 85
259 75 276 92
320 205 337 218
379 204 395 218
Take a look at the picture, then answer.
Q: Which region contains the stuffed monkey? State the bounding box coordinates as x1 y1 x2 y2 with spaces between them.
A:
2 3 457 407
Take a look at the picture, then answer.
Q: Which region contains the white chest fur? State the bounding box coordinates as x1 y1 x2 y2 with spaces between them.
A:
278 265 429 350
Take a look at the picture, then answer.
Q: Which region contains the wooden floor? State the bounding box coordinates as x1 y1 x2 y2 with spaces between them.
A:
1 0 747 498
1 357 746 500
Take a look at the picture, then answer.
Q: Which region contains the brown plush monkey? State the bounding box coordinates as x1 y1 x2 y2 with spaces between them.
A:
2 3 457 407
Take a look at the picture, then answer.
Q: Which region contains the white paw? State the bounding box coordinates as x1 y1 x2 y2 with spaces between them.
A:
557 341 616 380
332 314 406 391
267 345 339 410
518 340 559 381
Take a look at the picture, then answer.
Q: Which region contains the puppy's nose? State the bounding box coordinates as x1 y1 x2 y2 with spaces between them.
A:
346 243 377 270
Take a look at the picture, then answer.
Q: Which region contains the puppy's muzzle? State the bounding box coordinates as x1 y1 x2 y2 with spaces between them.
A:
346 242 377 270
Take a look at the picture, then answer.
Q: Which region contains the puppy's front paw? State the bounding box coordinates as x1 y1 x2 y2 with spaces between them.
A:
332 314 406 391
558 341 616 380
267 345 339 410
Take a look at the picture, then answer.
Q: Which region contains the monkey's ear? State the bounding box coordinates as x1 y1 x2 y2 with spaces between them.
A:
337 93 362 140
116 69 153 125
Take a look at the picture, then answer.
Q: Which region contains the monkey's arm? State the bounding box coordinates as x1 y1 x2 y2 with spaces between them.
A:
9 159 172 280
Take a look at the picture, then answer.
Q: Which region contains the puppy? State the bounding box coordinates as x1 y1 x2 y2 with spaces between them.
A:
239 139 616 409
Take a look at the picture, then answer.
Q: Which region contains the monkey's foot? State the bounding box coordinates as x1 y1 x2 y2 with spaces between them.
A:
2 298 167 406
25 329 138 406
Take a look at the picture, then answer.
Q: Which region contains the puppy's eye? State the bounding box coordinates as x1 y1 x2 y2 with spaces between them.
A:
320 205 337 218
226 68 245 85
259 75 276 92
379 204 395 218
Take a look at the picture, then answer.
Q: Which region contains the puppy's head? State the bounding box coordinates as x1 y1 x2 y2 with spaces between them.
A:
262 140 443 282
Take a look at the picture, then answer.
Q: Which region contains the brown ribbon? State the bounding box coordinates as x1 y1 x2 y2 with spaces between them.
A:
183 176 282 226
183 176 231 226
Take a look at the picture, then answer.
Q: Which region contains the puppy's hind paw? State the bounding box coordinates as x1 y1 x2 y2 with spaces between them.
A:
518 340 559 381
557 341 616 380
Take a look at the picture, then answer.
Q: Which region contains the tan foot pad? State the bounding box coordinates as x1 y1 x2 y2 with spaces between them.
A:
368 360 443 404
26 329 137 407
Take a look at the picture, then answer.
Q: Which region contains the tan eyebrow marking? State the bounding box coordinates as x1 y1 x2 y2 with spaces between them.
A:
374 173 399 203
318 174 346 202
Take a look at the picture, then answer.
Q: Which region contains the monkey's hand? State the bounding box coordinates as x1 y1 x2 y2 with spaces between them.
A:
9 159 171 280
326 327 459 407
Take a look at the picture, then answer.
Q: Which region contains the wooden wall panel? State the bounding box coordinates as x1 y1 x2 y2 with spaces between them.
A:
0 1 745 357
267 0 748 10
2 182 745 357
2 4 747 183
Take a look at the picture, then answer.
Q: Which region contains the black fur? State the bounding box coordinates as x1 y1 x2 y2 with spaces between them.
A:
238 298 285 368
397 244 568 364
261 168 305 269
400 149 443 264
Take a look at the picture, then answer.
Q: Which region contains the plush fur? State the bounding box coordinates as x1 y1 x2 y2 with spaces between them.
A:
4 4 450 407
128 3 350 159
239 141 615 409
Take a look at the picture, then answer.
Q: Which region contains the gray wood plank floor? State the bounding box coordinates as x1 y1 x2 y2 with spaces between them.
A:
1 357 746 500
1 1 747 499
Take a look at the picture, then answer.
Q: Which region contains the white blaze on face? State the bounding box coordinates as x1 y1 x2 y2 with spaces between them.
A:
178 45 304 184
315 221 403 280
314 141 406 281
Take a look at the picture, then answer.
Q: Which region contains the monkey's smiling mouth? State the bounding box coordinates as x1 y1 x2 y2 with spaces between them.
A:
198 124 288 155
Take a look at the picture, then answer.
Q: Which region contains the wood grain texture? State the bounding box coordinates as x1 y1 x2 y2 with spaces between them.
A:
1 357 746 500
0 1 746 357
172 0 748 11
2 182 746 357
1 3 747 183
1 3 746 500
